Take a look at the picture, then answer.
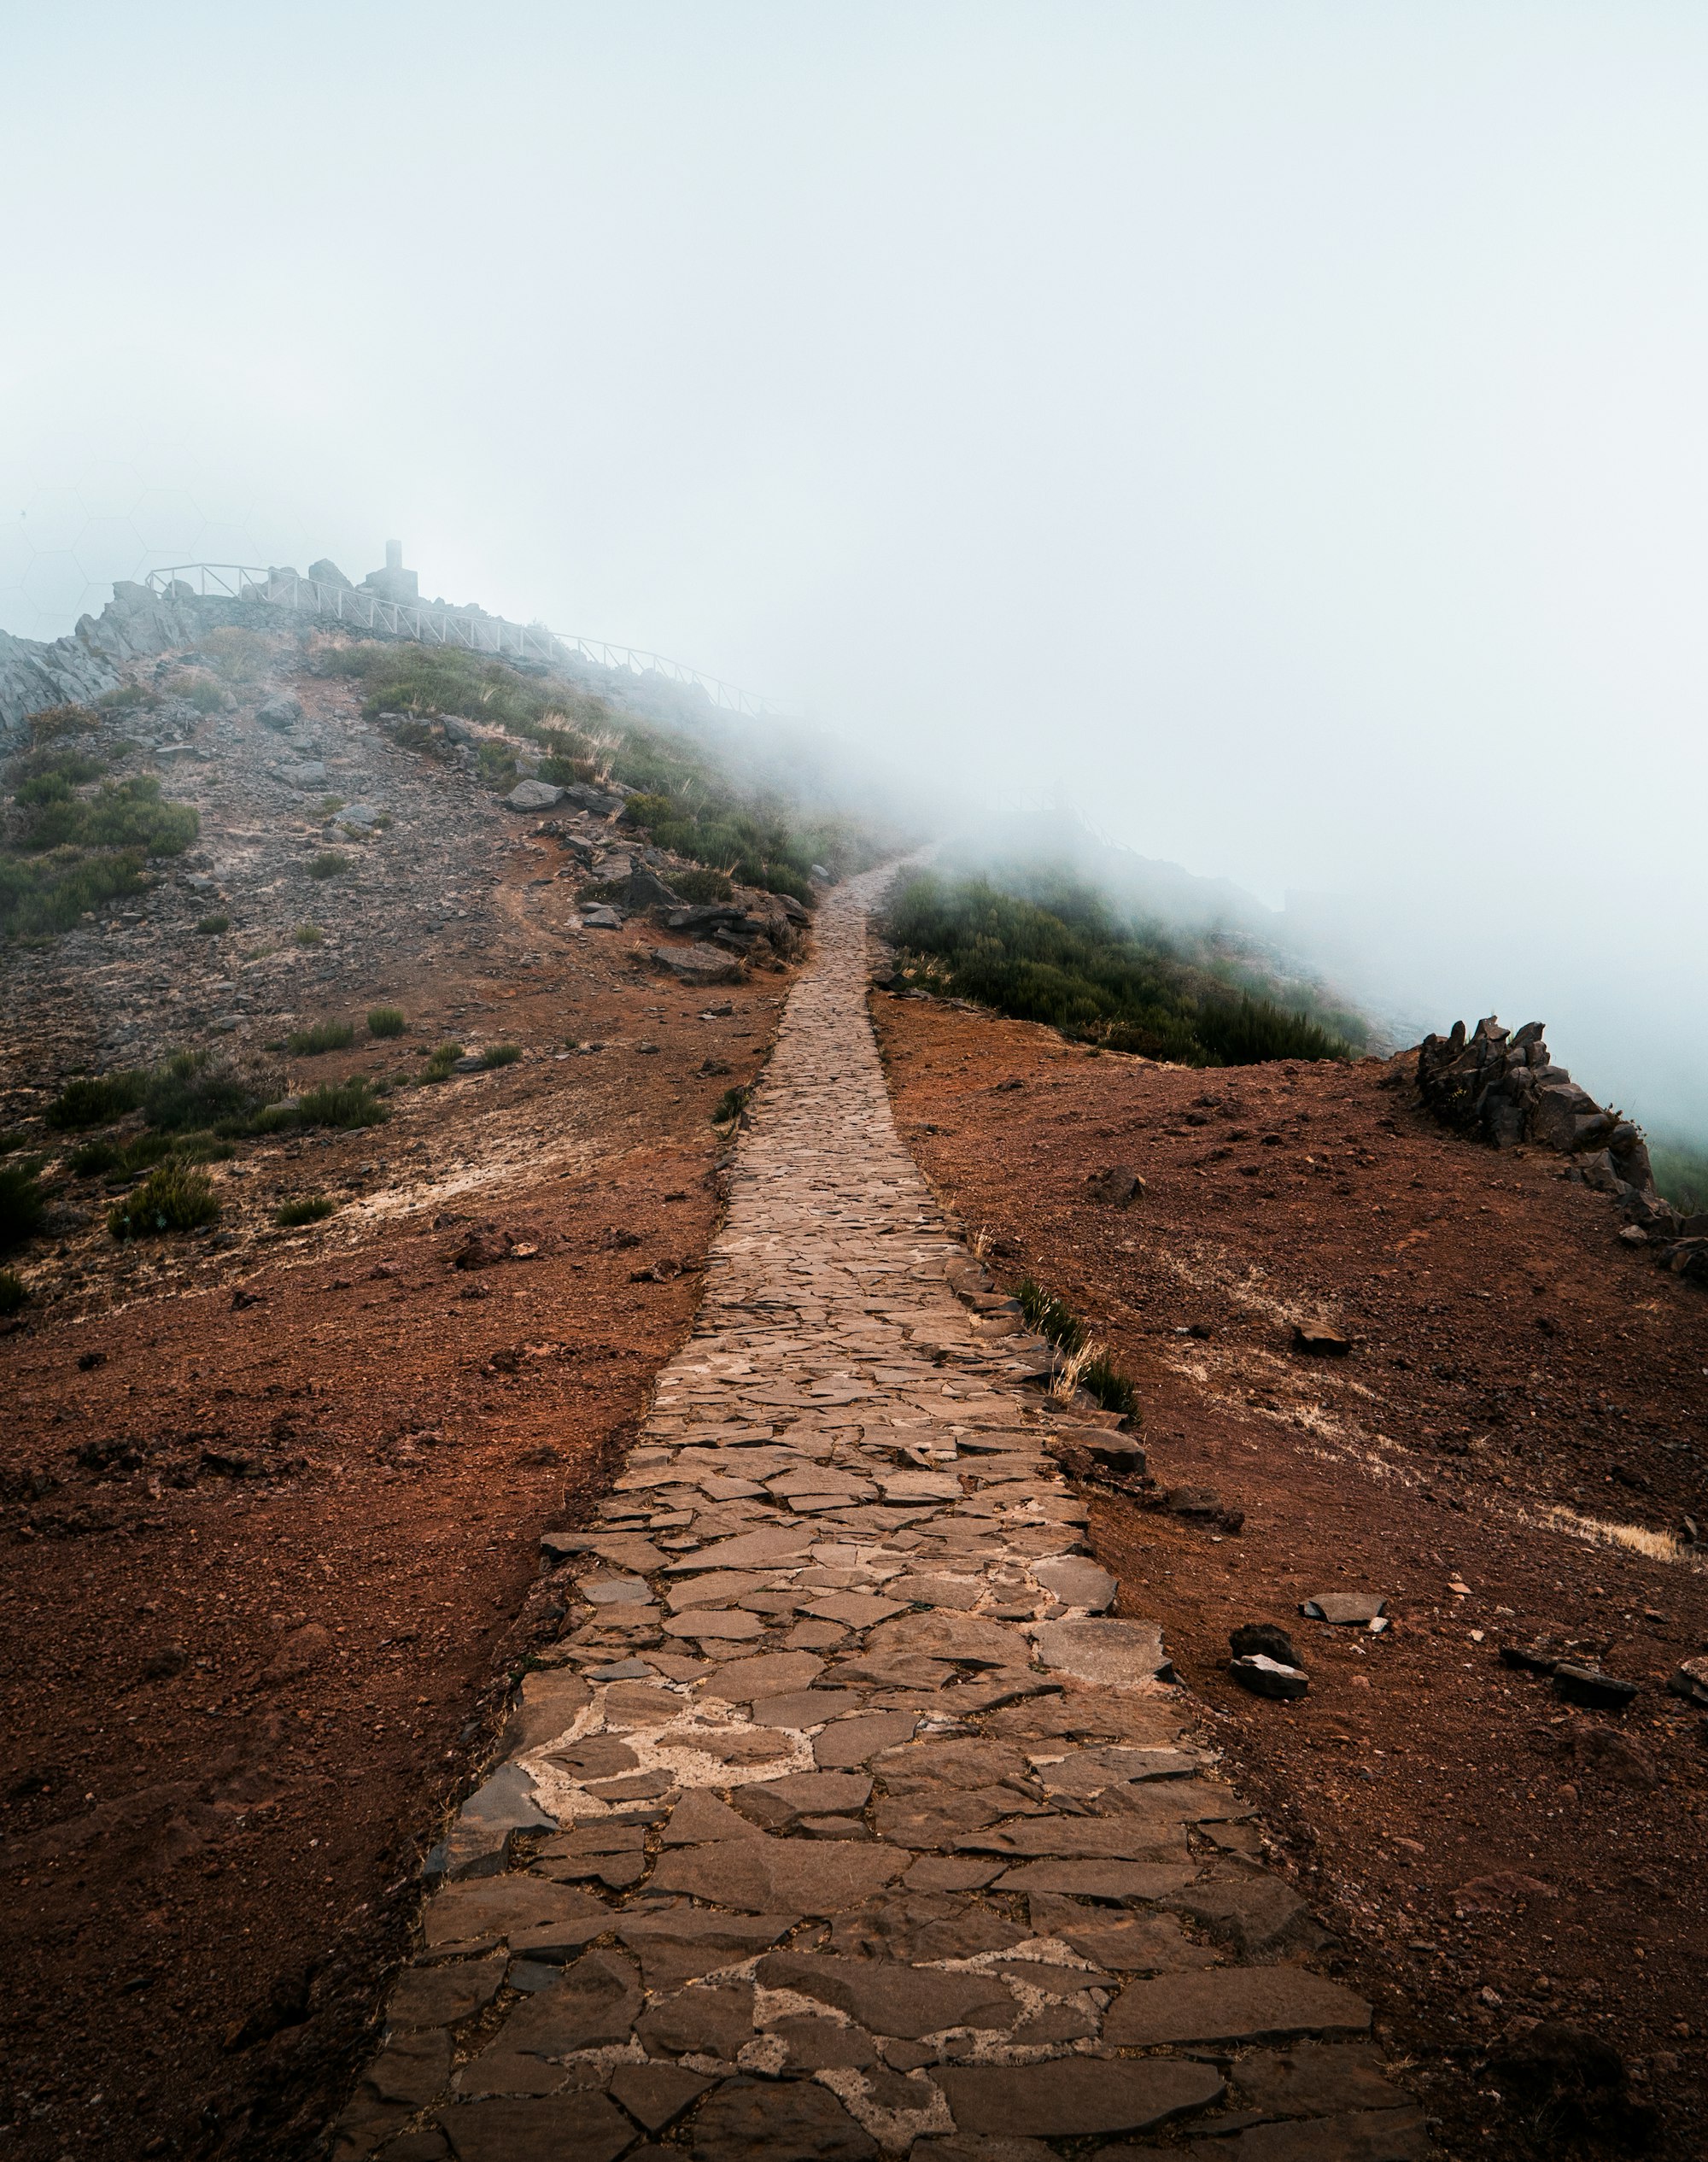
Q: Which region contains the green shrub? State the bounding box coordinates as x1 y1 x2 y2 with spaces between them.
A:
1080 1354 1138 1419
46 1070 148 1128
145 1048 281 1132
367 1005 407 1038
196 912 230 935
197 628 272 687
319 795 345 818
1017 1278 1085 1354
287 1019 355 1056
83 776 197 857
295 1078 389 1130
672 866 734 904
176 674 225 714
108 1160 219 1239
477 1043 521 1069
275 1193 336 1227
477 742 519 791
1652 1138 1708 1216
0 1130 24 1154
295 922 324 946
67 1138 123 1178
26 703 100 741
711 1085 750 1125
95 682 159 712
14 747 105 797
888 871 1357 1067
0 1163 48 1251
421 1041 463 1083
0 847 151 935
0 1268 28 1314
306 852 348 880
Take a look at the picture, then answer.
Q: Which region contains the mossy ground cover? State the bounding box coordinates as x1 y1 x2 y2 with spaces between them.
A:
321 641 877 906
2 707 198 937
886 870 1361 1067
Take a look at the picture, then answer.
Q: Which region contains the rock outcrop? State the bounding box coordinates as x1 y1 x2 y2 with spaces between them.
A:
0 581 204 736
1418 1017 1706 1283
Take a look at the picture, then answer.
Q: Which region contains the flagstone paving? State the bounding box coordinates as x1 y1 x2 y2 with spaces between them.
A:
334 870 1430 2162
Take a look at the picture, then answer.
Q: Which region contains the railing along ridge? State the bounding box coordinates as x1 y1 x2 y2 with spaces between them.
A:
143 564 789 719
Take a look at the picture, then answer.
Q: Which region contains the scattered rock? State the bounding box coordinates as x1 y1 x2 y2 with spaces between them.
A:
1300 1594 1387 1626
1230 1654 1309 1701
1084 1165 1144 1208
506 780 565 812
1231 1623 1301 1667
255 694 303 732
261 1623 331 1684
1551 1665 1637 1711
1666 1656 1708 1708
1291 1324 1351 1357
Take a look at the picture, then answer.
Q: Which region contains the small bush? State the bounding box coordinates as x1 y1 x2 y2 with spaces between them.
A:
275 1193 336 1227
295 922 324 946
81 777 197 858
295 1078 389 1130
477 1043 522 1069
198 628 271 687
26 703 100 742
1080 1353 1138 1419
477 742 518 792
1017 1277 1086 1354
196 913 231 935
306 852 348 880
711 1085 750 1125
319 795 345 818
145 1048 282 1132
672 866 734 904
421 1042 463 1083
67 1138 123 1178
0 1130 24 1154
287 1019 355 1057
0 1163 48 1251
367 1006 407 1039
46 1070 148 1129
108 1160 220 1239
95 682 159 712
0 847 152 936
176 674 225 715
0 1268 28 1313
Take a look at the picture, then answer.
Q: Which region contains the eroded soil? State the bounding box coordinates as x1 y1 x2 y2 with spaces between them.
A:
872 986 1708 2159
0 654 798 2160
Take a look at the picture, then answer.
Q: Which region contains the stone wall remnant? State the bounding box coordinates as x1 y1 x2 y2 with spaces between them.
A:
1417 1017 1707 1283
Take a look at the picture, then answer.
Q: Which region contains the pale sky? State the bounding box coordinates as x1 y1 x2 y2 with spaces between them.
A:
3 3 1705 1132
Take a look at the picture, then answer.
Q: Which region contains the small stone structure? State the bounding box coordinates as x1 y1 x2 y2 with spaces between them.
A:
1418 1017 1706 1282
364 538 420 605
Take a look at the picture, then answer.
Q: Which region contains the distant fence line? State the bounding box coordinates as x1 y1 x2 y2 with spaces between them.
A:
143 564 790 719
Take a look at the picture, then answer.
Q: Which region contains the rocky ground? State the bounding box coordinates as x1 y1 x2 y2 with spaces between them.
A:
0 635 804 2160
872 984 1708 2159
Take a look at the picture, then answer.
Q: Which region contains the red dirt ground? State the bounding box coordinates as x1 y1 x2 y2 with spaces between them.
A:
0 860 793 2162
872 987 1708 2160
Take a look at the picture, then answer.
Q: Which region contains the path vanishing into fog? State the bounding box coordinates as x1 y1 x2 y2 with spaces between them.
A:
333 868 1428 2162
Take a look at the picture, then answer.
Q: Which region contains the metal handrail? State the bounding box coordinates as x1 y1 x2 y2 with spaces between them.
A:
143 564 790 718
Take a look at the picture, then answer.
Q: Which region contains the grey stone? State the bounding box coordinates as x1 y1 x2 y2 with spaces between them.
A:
648 1835 906 1912
654 942 746 985
424 1878 606 1951
581 904 624 929
1229 1654 1309 1701
754 1949 1019 2036
1032 1556 1118 1610
281 759 328 787
935 2058 1223 2136
457 1762 553 1833
436 2094 635 2162
1034 1618 1171 1685
1219 2109 1431 2160
387 1955 506 2029
365 2029 452 2106
1230 1623 1302 1667
506 780 565 811
257 693 304 731
1300 1594 1387 1626
607 2061 713 2131
691 2076 877 2162
616 1911 798 1989
1104 1966 1371 2045
459 1951 643 2092
636 1979 756 2059
1166 1870 1313 1956
814 1711 919 1767
1233 2042 1409 2118
994 1860 1197 1901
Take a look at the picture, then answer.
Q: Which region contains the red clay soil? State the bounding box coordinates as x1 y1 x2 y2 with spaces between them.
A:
872 987 1708 2161
0 876 793 2160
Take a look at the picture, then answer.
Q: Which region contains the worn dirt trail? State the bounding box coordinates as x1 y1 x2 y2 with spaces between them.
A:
331 870 1428 2162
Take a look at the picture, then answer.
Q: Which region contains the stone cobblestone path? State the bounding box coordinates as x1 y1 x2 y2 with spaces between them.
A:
335 870 1431 2162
